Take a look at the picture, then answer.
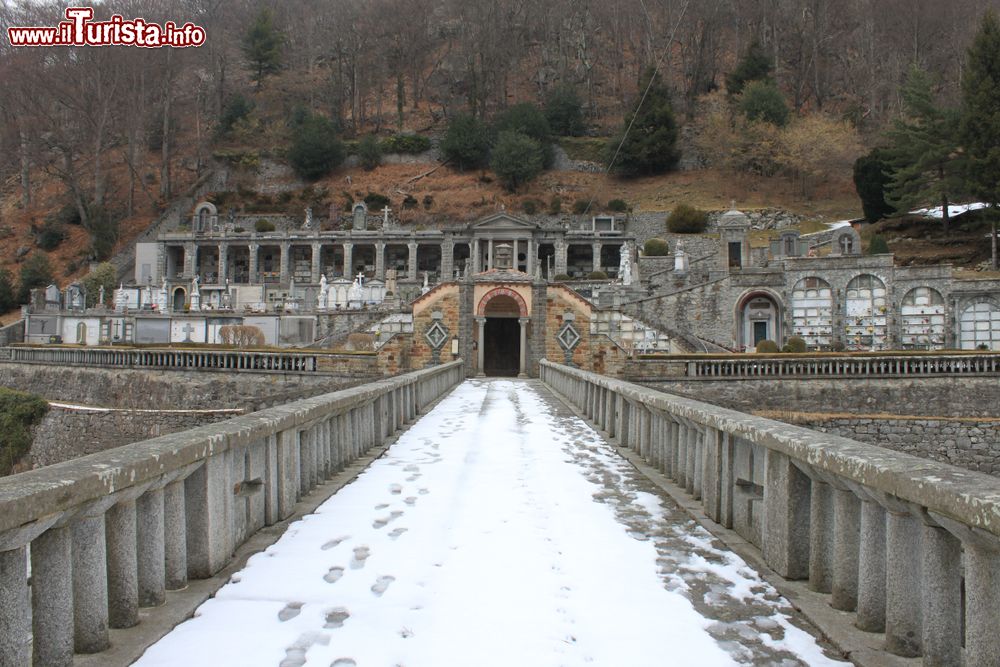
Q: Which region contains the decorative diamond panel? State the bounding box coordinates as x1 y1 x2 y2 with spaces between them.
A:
557 322 581 351
425 321 449 350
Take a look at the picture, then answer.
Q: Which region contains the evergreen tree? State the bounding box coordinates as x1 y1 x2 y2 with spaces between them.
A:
491 103 554 167
357 134 383 171
868 234 890 255
961 9 1000 268
726 41 773 98
81 263 117 308
853 148 897 223
606 68 680 177
544 85 585 137
490 131 544 191
287 114 345 180
0 269 15 312
243 7 284 90
737 81 789 126
441 113 491 170
885 66 962 234
17 253 53 305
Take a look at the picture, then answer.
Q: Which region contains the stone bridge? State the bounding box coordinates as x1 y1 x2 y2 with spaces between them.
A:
1 360 998 666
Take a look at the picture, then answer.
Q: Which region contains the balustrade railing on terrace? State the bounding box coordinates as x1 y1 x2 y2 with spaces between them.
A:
0 360 464 666
540 359 1000 665
6 346 323 373
640 352 1000 379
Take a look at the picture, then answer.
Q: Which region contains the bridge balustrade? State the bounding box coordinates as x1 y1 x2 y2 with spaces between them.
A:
0 360 463 666
541 358 1000 666
688 353 1000 379
7 346 321 373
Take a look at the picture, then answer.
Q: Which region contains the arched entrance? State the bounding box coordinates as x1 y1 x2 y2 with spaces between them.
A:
737 291 781 351
476 287 529 377
172 287 186 312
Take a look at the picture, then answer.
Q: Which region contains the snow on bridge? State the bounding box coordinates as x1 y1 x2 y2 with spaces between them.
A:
135 380 845 667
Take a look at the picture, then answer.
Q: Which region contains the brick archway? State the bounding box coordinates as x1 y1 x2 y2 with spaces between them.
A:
476 287 528 318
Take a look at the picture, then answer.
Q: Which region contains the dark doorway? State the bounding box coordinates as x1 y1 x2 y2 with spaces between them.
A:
484 318 520 376
172 288 186 312
753 321 768 346
728 242 742 268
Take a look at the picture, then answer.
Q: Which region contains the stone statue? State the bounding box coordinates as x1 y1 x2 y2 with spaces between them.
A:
619 245 633 286
317 274 329 310
385 268 398 296
303 207 313 229
98 285 106 307
189 274 202 311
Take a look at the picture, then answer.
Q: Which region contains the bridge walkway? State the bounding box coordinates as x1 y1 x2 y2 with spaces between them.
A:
135 379 845 667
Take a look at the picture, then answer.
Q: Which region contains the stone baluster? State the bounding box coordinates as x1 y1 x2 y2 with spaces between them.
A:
408 242 418 281
31 523 74 666
71 496 119 653
762 449 810 580
880 497 923 657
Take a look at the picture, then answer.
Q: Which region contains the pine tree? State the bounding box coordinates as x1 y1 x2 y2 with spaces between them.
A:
961 9 1000 268
885 66 963 234
606 68 680 177
726 41 773 98
490 131 544 191
243 7 284 90
853 148 897 223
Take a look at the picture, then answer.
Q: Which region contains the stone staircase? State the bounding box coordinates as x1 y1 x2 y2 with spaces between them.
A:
367 312 414 349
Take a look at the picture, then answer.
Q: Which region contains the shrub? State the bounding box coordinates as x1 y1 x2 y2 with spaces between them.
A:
491 102 554 167
82 203 119 260
255 219 276 233
81 262 117 307
783 336 807 353
35 220 67 251
755 339 780 353
667 204 709 233
521 199 540 215
737 80 790 127
853 149 897 223
0 388 48 475
422 195 434 210
17 253 53 304
831 339 846 352
490 131 544 191
726 41 773 98
48 202 82 226
607 67 679 176
219 324 265 347
357 134 383 170
218 95 255 137
572 199 590 214
548 196 563 215
553 273 571 281
544 84 585 137
0 269 15 312
402 194 418 209
380 133 431 154
287 113 345 180
441 113 491 170
364 192 391 209
868 234 890 255
607 198 629 212
644 238 670 256
588 270 609 280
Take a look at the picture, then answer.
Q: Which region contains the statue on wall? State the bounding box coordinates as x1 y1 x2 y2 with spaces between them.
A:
317 273 329 310
619 244 633 286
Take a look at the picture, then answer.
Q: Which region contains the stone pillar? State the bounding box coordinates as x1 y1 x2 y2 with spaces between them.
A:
966 542 1000 665
476 317 486 376
248 243 258 283
808 480 834 594
527 238 535 277
183 241 196 278
831 489 860 611
185 454 233 578
762 449 810 579
369 242 382 281
441 239 455 280
155 243 167 282
885 510 922 657
473 239 481 274
31 525 74 666
555 239 568 276
921 523 961 666
592 242 602 272
488 238 494 270
137 487 166 607
342 242 353 277
106 499 139 628
72 513 110 653
164 479 187 590
0 546 30 666
279 241 290 285
856 499 887 632
311 242 323 283
518 317 529 378
407 242 418 281
218 243 229 283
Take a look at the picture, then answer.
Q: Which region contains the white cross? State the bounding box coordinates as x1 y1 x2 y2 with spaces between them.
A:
382 206 391 224
356 271 366 285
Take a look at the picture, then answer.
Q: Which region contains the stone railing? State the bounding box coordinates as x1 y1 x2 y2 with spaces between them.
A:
540 359 1000 665
0 360 464 666
7 346 321 373
629 352 1000 380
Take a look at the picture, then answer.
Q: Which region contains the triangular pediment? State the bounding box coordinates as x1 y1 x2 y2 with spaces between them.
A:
469 212 539 230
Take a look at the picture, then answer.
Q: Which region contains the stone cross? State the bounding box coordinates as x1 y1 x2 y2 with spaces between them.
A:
355 271 366 286
181 323 195 343
382 206 391 226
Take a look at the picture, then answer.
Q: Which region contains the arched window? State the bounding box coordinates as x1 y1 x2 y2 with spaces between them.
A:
901 287 945 349
790 277 833 349
960 300 1000 350
845 274 888 350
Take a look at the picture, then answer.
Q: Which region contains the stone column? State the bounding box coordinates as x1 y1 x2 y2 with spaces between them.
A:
183 241 197 278
527 238 535 277
164 479 187 590
407 242 418 281
488 238 494 270
248 243 258 283
856 499 887 632
476 317 486 376
885 510 922 657
966 542 1000 665
473 239 481 273
518 317 529 378
137 487 166 608
156 244 167 282
311 242 323 283
375 242 387 281
592 241 602 272
31 525 74 667
762 449 810 579
808 480 834 594
106 499 139 629
441 239 455 280
921 523 961 666
0 546 30 666
279 241 290 285
555 239 568 276
72 512 110 653
831 488 861 611
218 243 229 283
342 242 353 277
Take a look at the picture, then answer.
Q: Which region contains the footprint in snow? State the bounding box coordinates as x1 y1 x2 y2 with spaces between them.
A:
404 496 417 506
351 546 370 569
418 488 429 495
389 527 408 540
278 602 304 622
324 608 350 629
279 632 330 667
371 575 396 596
330 659 356 667
374 503 390 510
389 484 403 495
324 566 344 584
321 536 348 551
